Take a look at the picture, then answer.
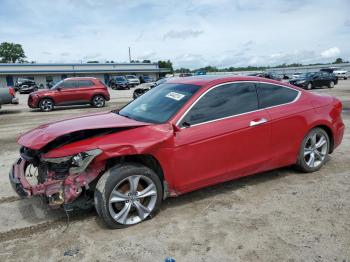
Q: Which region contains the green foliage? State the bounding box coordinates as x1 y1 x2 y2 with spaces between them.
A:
142 59 151 63
0 42 26 63
333 57 349 64
158 60 173 73
87 61 99 63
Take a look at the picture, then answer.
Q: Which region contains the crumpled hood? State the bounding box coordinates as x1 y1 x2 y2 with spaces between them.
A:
18 111 150 150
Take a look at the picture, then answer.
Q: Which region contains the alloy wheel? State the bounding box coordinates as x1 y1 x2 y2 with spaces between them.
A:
93 96 105 107
40 99 53 111
108 175 157 225
303 132 328 168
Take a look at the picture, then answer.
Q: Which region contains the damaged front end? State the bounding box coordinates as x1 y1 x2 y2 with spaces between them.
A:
9 146 105 209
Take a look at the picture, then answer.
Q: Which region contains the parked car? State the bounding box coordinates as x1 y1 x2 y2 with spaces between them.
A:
10 76 344 228
319 67 348 79
179 73 193 77
292 72 302 79
27 77 110 112
133 78 168 99
125 75 141 87
248 72 281 81
109 76 130 90
16 79 38 94
139 75 154 84
289 71 338 90
0 87 18 109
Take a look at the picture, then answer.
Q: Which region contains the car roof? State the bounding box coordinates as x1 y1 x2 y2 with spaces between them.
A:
64 77 98 80
166 75 290 87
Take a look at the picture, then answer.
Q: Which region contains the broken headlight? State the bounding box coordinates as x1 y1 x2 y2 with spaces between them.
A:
42 149 102 175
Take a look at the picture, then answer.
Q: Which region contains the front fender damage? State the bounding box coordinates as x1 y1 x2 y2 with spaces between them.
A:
11 124 175 209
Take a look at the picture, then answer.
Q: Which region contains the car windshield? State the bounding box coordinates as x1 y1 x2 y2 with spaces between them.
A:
118 83 200 124
116 77 126 81
299 72 316 78
126 75 136 79
52 80 64 89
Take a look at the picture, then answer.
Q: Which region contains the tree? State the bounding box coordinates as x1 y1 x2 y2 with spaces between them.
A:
333 58 346 64
158 60 173 73
87 60 99 63
0 42 26 63
142 59 151 63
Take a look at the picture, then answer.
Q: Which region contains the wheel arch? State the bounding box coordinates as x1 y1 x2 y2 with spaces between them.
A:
311 124 335 153
91 93 107 100
38 96 55 106
104 154 169 198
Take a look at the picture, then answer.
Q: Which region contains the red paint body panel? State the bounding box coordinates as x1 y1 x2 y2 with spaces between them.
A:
18 111 150 150
12 76 345 203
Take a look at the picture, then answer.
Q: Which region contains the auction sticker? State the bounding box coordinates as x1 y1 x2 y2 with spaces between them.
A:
166 92 185 101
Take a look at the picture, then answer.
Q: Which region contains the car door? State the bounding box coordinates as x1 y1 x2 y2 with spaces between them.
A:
54 80 77 105
312 72 323 87
76 80 95 103
256 82 310 168
171 82 271 193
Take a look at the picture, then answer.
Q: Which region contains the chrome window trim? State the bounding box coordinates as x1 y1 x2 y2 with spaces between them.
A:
176 81 301 128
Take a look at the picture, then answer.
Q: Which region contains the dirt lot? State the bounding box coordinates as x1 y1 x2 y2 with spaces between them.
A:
0 82 349 262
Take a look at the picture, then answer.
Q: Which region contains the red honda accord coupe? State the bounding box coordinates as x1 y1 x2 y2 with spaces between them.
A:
10 76 344 228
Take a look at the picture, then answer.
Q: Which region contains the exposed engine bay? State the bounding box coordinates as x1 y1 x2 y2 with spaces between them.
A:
10 128 130 210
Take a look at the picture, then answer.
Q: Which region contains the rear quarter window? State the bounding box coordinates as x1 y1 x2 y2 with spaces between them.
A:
257 83 299 108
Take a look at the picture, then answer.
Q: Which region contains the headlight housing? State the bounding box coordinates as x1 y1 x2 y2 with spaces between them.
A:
42 149 102 175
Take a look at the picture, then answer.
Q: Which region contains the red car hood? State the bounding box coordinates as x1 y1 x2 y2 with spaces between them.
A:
18 111 150 150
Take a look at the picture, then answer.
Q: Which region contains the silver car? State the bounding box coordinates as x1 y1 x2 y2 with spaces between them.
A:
125 75 140 87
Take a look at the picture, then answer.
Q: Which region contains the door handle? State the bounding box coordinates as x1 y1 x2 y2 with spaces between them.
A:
250 118 268 127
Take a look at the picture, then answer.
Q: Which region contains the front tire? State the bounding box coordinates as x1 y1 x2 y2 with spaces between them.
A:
328 81 335 88
295 128 329 173
94 163 163 229
39 98 54 112
306 82 313 90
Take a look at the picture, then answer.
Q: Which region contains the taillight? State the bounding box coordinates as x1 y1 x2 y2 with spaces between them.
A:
9 87 15 97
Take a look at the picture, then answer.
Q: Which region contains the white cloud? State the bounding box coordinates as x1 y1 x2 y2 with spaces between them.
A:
321 47 341 58
0 0 349 68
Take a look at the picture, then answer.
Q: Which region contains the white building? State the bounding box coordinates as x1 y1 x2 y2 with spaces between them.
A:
0 63 170 87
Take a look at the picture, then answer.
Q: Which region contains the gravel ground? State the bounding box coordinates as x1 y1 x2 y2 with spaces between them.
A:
0 82 349 262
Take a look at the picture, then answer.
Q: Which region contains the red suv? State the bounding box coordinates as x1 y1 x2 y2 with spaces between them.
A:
28 77 110 111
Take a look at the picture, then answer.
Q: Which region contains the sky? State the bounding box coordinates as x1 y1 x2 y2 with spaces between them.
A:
0 0 349 69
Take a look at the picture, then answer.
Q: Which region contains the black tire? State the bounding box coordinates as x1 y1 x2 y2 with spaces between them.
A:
306 82 313 90
94 163 163 229
39 98 54 112
328 81 335 88
91 95 105 108
295 128 330 173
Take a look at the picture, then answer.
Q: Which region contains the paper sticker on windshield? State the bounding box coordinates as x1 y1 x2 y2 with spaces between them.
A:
166 92 185 101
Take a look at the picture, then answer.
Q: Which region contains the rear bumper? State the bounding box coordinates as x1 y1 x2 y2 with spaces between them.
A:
334 123 345 149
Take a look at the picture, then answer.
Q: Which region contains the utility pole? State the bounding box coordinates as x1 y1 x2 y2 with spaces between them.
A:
128 47 131 63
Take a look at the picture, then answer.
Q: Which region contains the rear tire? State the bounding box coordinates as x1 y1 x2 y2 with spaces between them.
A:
328 81 335 88
39 98 54 112
91 95 105 108
306 83 312 90
295 128 330 173
94 163 163 229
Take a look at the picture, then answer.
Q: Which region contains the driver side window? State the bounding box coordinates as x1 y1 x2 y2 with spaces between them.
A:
60 80 76 89
181 82 258 126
